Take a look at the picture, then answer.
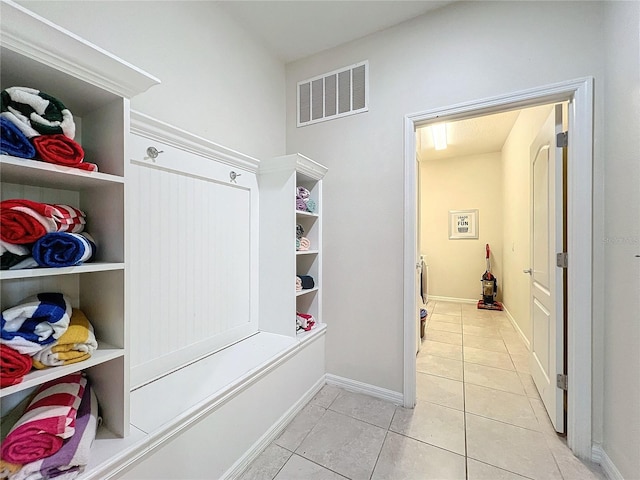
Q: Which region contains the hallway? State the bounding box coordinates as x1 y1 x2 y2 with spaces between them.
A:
239 301 606 479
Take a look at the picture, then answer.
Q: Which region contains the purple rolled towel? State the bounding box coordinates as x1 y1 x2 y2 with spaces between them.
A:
296 186 310 199
296 198 307 211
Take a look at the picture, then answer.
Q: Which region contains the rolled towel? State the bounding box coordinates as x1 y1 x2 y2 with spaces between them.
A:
296 224 304 239
0 460 21 478
295 198 307 212
32 134 85 168
1 242 32 271
305 199 317 214
0 345 32 388
32 309 97 369
296 312 316 332
0 199 56 244
295 276 302 292
1 87 75 139
32 232 96 268
0 241 31 257
298 275 315 290
1 251 31 270
8 257 38 271
0 293 72 355
296 186 310 199
298 237 310 251
11 382 98 480
0 116 36 158
0 200 86 244
0 373 86 465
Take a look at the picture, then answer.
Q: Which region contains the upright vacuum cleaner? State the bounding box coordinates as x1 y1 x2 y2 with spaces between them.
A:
477 243 503 311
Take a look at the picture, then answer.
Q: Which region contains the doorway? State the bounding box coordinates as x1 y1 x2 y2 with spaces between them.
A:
402 78 594 459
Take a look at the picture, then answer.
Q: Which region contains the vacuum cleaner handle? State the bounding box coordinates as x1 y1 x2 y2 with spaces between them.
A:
486 243 490 259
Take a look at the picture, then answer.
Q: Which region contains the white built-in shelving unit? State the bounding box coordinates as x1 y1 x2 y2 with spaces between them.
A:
259 154 327 338
0 0 159 445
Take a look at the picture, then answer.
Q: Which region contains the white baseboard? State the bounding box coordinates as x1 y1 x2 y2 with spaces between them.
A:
502 304 531 350
223 376 325 479
325 374 404 405
592 444 624 480
428 295 477 305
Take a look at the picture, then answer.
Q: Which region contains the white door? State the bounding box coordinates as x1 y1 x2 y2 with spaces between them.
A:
528 105 565 433
416 155 422 354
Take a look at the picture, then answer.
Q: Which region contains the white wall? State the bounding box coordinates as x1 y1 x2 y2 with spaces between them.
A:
500 105 553 342
601 1 640 478
286 0 606 400
17 0 286 161
420 152 503 302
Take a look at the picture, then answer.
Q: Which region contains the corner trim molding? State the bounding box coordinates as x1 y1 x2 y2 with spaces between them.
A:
503 305 531 350
592 443 624 480
130 110 261 173
325 374 404 405
223 377 326 479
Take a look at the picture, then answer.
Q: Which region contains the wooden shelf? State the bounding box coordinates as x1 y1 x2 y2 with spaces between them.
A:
0 156 124 189
295 210 319 218
296 287 318 297
1 262 125 280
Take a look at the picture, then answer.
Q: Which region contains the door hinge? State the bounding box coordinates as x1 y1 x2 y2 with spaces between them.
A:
557 374 568 391
556 252 568 268
556 131 568 148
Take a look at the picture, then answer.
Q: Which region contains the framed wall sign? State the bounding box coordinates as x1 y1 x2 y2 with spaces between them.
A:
449 209 478 239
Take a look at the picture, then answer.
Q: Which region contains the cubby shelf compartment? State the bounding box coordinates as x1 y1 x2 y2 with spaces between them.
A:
259 153 326 338
0 342 123 398
0 0 160 444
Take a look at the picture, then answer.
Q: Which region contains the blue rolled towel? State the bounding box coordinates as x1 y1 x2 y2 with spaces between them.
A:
0 116 36 158
32 232 96 268
298 275 315 290
0 292 72 354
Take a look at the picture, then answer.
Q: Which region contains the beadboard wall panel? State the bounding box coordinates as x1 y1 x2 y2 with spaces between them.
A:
128 121 259 389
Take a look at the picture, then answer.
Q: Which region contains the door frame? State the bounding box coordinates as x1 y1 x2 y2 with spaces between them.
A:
402 77 594 459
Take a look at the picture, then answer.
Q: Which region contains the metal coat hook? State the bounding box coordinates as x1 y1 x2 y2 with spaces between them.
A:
145 146 164 161
230 171 241 183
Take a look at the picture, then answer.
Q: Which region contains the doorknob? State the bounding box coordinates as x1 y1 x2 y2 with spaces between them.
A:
523 268 533 275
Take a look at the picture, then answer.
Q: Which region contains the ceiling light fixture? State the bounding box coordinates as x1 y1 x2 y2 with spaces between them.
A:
431 123 448 150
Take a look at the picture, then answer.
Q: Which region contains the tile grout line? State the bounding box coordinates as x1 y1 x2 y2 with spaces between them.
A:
460 305 470 480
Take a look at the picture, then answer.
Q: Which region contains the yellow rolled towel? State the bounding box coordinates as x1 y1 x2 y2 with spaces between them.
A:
32 309 97 369
0 460 21 478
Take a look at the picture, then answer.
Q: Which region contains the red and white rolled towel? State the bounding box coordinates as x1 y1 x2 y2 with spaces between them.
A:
0 199 86 245
0 345 32 388
11 381 99 480
296 312 316 332
0 373 87 465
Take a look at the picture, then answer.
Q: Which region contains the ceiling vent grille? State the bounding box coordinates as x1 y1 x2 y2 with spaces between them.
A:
297 61 369 127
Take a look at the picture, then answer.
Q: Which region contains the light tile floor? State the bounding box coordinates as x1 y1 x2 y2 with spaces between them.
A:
239 301 607 480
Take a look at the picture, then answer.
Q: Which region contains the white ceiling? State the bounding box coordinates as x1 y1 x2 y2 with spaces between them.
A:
218 1 455 63
416 110 522 161
219 0 517 155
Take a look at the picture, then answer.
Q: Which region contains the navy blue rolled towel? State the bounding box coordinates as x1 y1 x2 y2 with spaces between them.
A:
298 275 315 290
32 232 96 268
0 116 36 158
